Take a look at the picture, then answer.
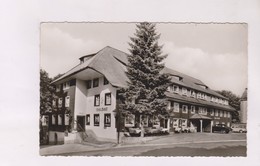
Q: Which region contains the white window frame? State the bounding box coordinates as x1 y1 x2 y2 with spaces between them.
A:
227 112 231 118
182 105 188 114
191 106 196 114
220 111 223 117
197 93 201 99
210 109 214 116
182 119 187 127
215 110 219 116
58 114 62 125
52 99 56 107
58 98 62 108
65 114 70 125
182 87 187 96
201 93 205 100
191 91 196 98
52 115 56 125
65 96 70 107
173 102 180 112
173 119 179 127
173 85 179 93
223 111 226 117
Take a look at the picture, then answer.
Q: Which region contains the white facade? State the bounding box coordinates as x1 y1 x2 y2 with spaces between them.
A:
74 77 117 140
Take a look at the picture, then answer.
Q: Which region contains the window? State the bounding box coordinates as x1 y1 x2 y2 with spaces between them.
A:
86 114 90 125
221 122 225 125
205 94 208 101
93 78 99 88
105 93 111 105
63 81 70 90
211 96 214 102
215 110 219 116
58 98 62 108
65 114 70 125
86 80 92 89
220 111 223 117
173 119 179 127
187 90 191 97
227 112 231 118
65 96 70 107
197 93 201 99
182 105 188 113
223 111 226 117
104 77 109 85
167 101 171 110
191 91 196 98
94 114 100 126
104 114 111 127
182 119 187 127
173 102 179 112
182 87 187 95
191 106 196 114
173 85 179 93
210 109 214 116
52 115 56 125
52 99 56 107
58 114 62 125
94 94 100 106
216 98 219 103
199 107 207 115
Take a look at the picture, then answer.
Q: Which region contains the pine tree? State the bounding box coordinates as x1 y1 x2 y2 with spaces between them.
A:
121 22 171 136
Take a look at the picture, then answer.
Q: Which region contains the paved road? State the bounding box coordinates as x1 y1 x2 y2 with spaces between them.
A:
50 133 246 156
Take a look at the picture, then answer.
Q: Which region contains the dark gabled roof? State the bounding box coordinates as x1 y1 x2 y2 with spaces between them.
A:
162 68 227 100
52 46 129 87
52 46 227 100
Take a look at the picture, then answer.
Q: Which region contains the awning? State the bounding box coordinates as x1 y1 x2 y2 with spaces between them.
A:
189 114 212 120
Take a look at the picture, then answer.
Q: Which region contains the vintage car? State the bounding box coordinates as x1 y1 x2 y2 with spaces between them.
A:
128 127 169 136
212 124 232 134
231 126 247 133
128 127 142 136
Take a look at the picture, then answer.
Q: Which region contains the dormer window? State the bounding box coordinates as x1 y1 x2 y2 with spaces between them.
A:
211 96 214 102
182 87 187 96
191 91 196 98
201 93 205 100
171 75 183 81
173 85 179 93
197 93 201 99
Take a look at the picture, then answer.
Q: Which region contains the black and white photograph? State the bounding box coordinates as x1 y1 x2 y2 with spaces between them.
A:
40 22 247 156
2 0 260 166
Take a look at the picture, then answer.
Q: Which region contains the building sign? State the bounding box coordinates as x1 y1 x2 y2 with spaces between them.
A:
96 107 108 111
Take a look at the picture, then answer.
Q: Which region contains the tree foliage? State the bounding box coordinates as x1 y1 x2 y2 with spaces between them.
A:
40 69 54 114
121 22 171 118
216 90 241 122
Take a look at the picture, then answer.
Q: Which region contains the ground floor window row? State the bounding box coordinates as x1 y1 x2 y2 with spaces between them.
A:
85 113 112 127
168 101 231 118
171 118 231 128
42 114 70 126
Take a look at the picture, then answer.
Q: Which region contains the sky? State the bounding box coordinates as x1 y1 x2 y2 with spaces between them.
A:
40 23 247 96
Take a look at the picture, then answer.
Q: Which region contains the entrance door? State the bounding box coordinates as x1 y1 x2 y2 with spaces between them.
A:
77 116 85 132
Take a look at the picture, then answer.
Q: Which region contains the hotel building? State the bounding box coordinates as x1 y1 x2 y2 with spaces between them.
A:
46 46 235 143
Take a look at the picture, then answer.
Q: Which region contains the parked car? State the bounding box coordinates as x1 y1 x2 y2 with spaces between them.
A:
212 124 232 134
231 126 247 133
128 127 141 136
